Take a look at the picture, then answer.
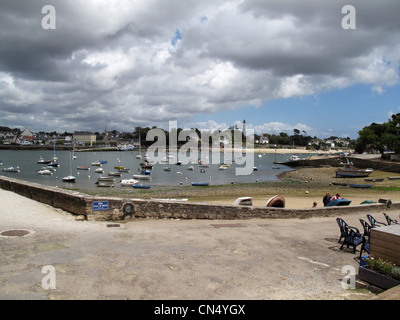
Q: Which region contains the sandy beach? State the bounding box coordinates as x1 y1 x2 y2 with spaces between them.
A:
87 166 400 209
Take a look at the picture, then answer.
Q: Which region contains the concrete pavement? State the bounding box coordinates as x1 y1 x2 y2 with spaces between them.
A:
1 188 397 300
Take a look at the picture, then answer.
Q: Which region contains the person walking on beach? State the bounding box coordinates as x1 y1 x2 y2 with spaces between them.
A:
323 192 331 206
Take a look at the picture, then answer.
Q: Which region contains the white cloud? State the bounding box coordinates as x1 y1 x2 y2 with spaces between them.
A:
0 0 399 133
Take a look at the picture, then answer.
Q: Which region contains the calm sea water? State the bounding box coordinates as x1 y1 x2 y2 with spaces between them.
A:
0 149 305 190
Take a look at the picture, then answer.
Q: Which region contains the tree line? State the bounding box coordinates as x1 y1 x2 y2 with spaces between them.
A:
355 113 400 156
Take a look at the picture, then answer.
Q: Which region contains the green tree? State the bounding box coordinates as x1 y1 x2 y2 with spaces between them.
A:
355 113 400 155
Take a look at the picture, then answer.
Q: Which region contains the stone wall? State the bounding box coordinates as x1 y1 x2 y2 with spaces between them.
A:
0 175 398 222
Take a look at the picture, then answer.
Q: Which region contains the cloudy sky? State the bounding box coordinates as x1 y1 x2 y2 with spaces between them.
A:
1 0 399 138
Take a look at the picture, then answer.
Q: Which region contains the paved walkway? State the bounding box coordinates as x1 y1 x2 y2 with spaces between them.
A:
1 189 397 300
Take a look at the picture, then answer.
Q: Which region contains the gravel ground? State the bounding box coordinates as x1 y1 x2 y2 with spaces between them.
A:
1 187 391 301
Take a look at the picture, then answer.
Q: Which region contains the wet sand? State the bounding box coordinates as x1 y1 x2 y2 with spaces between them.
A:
90 166 400 209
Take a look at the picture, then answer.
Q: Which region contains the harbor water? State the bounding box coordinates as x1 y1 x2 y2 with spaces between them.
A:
0 149 305 190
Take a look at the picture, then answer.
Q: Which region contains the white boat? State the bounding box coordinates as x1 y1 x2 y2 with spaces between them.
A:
96 182 114 187
336 160 373 178
97 176 115 182
133 174 151 180
108 171 122 177
62 175 76 182
62 152 76 182
72 142 77 160
187 166 194 171
91 162 102 166
2 166 20 172
37 156 51 164
42 166 56 172
37 169 53 175
288 155 302 162
120 179 139 186
94 168 104 173
117 144 135 151
233 197 253 206
218 165 228 170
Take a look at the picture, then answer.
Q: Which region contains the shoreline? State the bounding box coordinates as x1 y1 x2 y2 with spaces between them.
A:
0 144 347 155
79 166 400 209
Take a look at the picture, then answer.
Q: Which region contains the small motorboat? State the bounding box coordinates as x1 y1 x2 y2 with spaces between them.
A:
94 168 104 173
120 179 139 186
325 199 351 207
77 166 90 170
133 174 151 180
97 176 115 182
331 182 348 186
191 182 209 186
164 167 172 172
132 184 151 189
233 197 253 206
349 184 373 189
62 175 76 182
108 171 122 177
266 195 285 208
37 157 51 164
97 182 114 188
2 166 20 172
335 161 372 178
47 162 59 168
37 169 53 175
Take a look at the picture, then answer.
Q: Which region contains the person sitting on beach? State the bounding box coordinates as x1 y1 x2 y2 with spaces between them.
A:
330 193 342 202
323 192 331 206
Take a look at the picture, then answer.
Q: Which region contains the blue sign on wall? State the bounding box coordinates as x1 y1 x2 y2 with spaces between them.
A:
93 201 109 211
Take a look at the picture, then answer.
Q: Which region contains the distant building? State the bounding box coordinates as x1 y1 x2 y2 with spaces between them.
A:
20 128 34 142
73 131 96 146
64 136 73 145
261 134 269 144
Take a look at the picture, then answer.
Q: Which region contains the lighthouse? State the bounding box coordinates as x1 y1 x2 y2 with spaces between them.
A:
242 120 246 137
